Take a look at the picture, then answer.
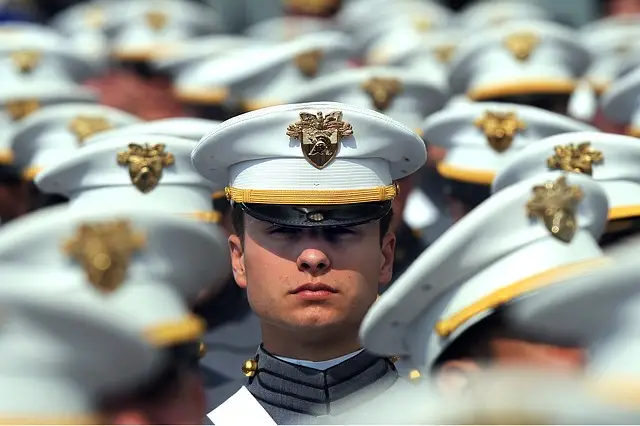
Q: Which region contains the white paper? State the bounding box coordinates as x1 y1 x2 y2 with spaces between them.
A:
402 189 439 230
207 386 277 425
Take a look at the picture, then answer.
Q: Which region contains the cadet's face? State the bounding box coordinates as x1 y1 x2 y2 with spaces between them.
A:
229 215 395 334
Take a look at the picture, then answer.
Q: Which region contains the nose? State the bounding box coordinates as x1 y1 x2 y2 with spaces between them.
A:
297 248 331 275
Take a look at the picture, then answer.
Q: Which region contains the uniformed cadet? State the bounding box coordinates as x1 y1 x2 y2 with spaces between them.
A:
567 15 640 121
48 0 115 66
172 31 355 119
105 0 222 77
244 15 338 42
34 132 222 222
0 203 230 424
285 66 446 277
191 101 426 424
361 171 609 389
82 118 263 409
335 0 452 54
421 102 595 218
449 20 590 114
492 131 640 248
7 103 140 211
0 289 164 425
455 0 554 30
336 368 640 424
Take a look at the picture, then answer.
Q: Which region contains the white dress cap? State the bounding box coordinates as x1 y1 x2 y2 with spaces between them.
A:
360 172 608 368
421 102 596 185
503 251 640 381
107 0 222 62
350 1 452 54
244 16 338 42
192 101 426 206
174 32 355 111
0 203 230 347
449 20 590 102
286 66 447 131
0 23 99 84
601 67 640 135
337 0 451 47
0 288 163 422
84 117 222 145
365 28 462 89
36 134 223 223
456 0 553 30
10 103 141 181
493 131 640 223
566 17 640 121
151 35 267 76
0 84 99 163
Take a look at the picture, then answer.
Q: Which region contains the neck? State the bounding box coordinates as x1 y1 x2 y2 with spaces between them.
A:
261 323 362 361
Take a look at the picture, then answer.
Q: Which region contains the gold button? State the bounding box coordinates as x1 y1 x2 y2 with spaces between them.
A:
242 358 258 377
409 369 421 381
198 341 207 359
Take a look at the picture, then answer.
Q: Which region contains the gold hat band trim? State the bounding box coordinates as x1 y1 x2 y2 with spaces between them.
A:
22 165 42 181
625 127 640 138
608 205 640 221
436 162 494 185
143 313 205 347
435 257 611 338
587 378 640 409
212 190 226 200
174 87 229 105
0 415 104 425
241 99 283 112
182 211 222 223
468 79 577 101
0 149 13 165
225 184 398 205
112 46 176 63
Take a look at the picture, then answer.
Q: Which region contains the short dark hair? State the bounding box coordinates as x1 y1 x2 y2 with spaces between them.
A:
231 204 393 245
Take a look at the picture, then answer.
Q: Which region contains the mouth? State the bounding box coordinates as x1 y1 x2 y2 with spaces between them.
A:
291 283 338 294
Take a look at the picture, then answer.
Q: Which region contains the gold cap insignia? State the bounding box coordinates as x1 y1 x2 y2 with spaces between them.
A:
117 143 175 193
413 16 432 32
69 116 113 144
11 50 41 74
547 142 604 176
84 6 106 29
526 175 583 243
145 10 168 31
62 220 146 294
286 111 353 169
433 44 456 64
6 99 40 121
361 77 403 111
474 111 526 153
284 0 341 15
294 49 323 78
504 32 539 61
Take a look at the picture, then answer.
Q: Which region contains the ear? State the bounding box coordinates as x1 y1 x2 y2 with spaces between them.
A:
378 231 396 288
228 234 247 289
435 359 482 396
